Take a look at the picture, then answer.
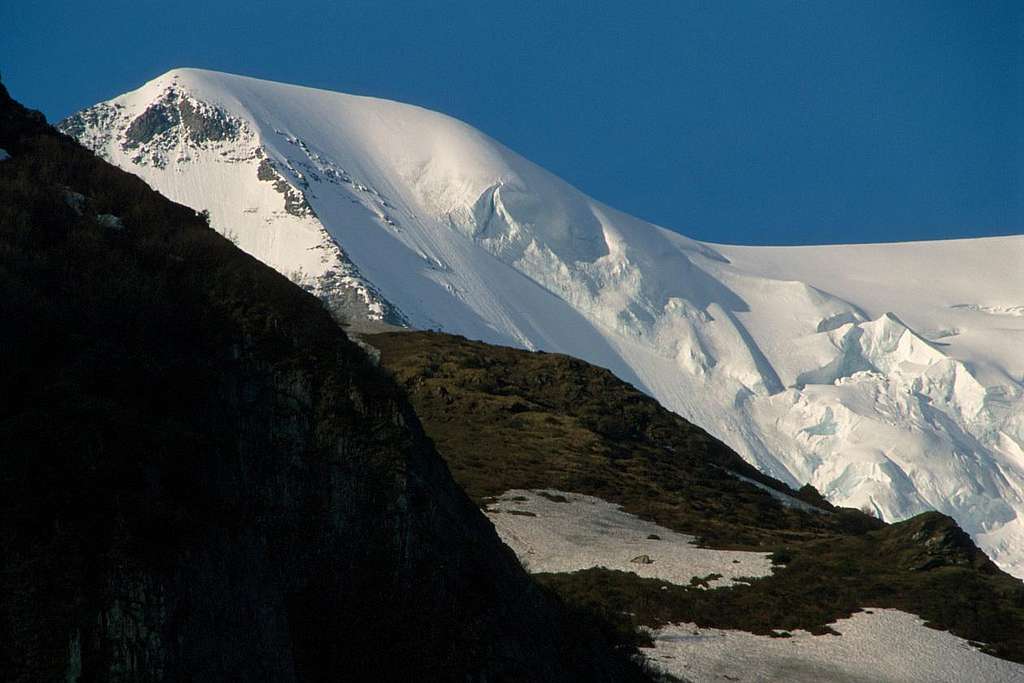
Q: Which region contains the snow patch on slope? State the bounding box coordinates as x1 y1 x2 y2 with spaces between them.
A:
642 609 1024 683
486 490 773 587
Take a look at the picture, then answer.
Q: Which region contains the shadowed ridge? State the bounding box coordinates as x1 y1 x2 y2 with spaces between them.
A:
371 329 1024 664
0 82 662 682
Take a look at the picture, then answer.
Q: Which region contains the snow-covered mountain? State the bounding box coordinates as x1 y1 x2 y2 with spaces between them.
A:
61 68 1024 576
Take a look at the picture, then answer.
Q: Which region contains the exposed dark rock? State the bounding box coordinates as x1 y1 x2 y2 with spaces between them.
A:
95 213 124 230
122 90 243 151
123 99 178 148
0 81 654 682
257 157 317 218
57 103 122 161
291 248 408 328
256 155 277 182
177 97 240 143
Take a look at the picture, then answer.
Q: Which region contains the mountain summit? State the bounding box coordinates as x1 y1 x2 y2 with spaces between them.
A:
62 68 1024 576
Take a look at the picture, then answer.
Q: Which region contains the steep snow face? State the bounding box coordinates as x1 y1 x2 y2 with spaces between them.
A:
59 75 404 325
62 69 1024 576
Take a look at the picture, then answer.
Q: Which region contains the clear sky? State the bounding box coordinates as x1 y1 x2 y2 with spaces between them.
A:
3 1 1021 245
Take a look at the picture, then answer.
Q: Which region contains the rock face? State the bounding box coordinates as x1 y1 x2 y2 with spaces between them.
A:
0 82 650 682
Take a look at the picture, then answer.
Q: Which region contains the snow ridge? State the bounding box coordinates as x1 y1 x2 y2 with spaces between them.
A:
60 69 1024 576
60 76 405 326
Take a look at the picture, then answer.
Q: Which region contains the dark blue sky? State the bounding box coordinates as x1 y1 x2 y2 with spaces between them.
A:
3 1 1021 245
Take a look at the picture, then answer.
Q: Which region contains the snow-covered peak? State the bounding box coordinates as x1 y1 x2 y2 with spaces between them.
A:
61 69 1024 576
115 69 724 261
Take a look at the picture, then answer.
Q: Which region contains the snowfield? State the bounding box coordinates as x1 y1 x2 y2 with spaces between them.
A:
487 490 1024 681
485 490 772 587
61 68 1024 576
642 609 1024 683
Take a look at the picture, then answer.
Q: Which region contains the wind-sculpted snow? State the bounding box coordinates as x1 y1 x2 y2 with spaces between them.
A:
62 69 1024 576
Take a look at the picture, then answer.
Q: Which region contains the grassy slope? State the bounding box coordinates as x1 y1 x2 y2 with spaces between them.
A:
372 330 1024 662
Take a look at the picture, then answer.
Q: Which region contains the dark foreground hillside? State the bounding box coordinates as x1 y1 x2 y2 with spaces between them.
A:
372 331 1024 663
0 83 657 681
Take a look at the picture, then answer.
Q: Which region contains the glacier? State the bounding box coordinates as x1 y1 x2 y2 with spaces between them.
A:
60 68 1024 576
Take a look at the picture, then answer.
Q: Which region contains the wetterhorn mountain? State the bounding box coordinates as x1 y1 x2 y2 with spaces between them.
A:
62 68 1024 576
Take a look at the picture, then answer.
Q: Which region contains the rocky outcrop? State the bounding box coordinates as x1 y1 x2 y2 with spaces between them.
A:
122 88 242 150
256 156 316 218
0 81 651 682
57 79 408 331
883 512 993 572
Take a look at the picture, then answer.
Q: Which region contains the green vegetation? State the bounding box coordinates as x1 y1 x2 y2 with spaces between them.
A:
371 331 877 546
372 330 1024 663
541 511 1024 660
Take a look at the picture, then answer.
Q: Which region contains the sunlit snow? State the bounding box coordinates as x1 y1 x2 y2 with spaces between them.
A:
485 490 772 587
61 68 1024 576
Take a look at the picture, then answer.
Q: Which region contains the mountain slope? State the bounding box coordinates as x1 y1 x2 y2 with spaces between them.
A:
0 81 655 682
370 330 1024 667
61 68 1024 576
